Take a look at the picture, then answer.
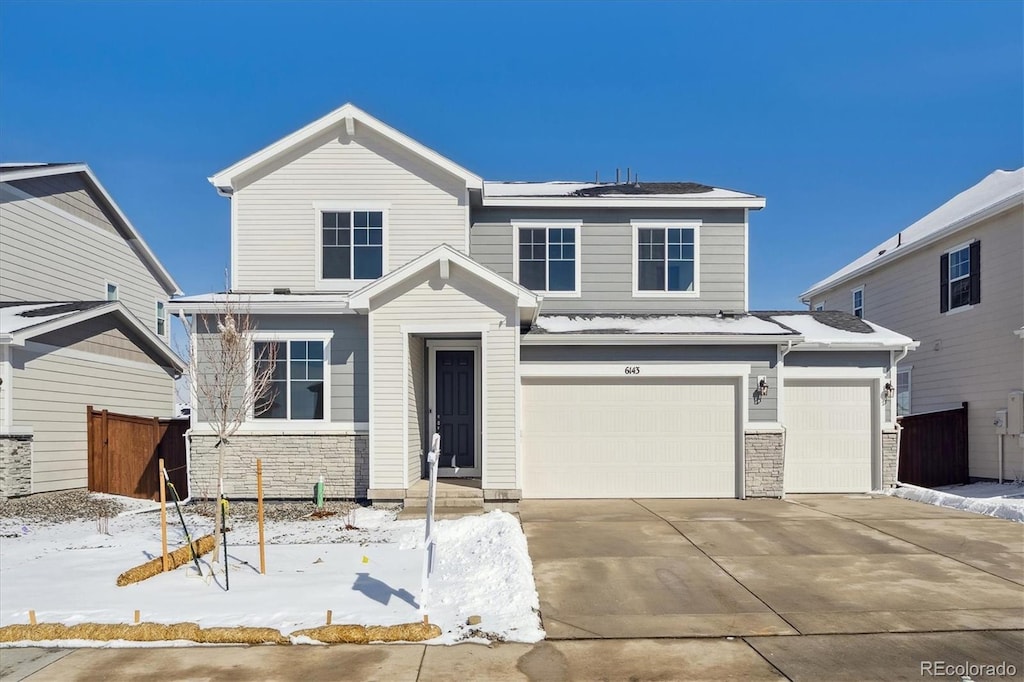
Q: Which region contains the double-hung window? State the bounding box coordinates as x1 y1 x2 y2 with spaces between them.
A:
514 223 581 295
896 367 911 417
253 338 329 421
633 222 699 294
852 287 864 318
941 242 979 312
155 301 167 336
321 210 384 281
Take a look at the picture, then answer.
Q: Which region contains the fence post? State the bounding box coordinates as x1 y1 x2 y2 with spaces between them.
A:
86 406 94 491
101 409 110 495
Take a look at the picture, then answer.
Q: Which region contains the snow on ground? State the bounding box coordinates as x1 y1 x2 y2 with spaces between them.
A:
885 481 1024 522
0 503 543 646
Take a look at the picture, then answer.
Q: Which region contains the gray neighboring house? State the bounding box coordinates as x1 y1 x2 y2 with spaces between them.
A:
176 104 915 507
0 163 184 498
802 168 1024 482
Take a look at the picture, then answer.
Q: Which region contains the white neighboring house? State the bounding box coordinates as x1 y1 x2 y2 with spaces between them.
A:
176 103 916 507
0 163 184 498
802 168 1024 481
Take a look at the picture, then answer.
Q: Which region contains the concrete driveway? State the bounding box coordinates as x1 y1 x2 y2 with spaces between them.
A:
521 494 1024 640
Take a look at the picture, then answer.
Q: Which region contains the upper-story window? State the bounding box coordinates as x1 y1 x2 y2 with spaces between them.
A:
512 222 581 296
106 282 119 301
321 210 384 281
632 221 700 296
941 241 980 313
253 337 329 421
155 301 167 336
852 287 864 318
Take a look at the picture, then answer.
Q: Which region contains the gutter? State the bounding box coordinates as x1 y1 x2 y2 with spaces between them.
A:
891 343 913 489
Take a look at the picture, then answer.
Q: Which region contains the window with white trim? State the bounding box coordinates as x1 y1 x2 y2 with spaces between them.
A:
321 210 383 280
516 226 578 293
852 287 864 318
254 340 327 420
947 245 971 309
814 302 824 312
896 367 911 417
155 301 167 336
636 226 697 292
106 282 119 301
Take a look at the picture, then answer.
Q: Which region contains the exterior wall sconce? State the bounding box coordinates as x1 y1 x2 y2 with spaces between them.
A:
758 378 770 397
883 382 895 403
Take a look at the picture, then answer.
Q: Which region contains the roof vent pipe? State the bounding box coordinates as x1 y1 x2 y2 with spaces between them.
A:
616 168 620 184
897 232 902 247
627 167 631 184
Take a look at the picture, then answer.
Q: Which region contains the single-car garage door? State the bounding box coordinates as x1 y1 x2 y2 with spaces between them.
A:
784 381 875 493
522 378 738 498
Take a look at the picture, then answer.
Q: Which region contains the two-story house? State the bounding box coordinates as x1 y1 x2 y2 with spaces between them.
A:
176 104 915 507
802 168 1024 483
0 163 184 498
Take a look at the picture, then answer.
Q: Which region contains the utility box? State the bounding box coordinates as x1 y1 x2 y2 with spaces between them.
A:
994 409 1008 435
1008 391 1024 435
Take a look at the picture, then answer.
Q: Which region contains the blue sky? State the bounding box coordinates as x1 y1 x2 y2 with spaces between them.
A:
1 0 1021 310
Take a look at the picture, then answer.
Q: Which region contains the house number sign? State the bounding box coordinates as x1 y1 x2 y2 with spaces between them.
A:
624 366 641 375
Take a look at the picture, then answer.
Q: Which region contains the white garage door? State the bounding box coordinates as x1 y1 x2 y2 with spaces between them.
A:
785 381 875 493
522 378 738 498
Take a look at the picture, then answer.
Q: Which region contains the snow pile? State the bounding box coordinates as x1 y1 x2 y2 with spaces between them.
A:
770 314 912 347
0 505 543 646
535 314 790 335
885 482 1024 522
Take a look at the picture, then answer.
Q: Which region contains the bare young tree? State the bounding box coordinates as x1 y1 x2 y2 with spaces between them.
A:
178 296 278 562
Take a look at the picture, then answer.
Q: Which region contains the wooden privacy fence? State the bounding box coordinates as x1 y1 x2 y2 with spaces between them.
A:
87 407 189 501
897 402 969 488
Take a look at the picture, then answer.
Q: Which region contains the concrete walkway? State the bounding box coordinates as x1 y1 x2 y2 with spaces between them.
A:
3 494 1022 680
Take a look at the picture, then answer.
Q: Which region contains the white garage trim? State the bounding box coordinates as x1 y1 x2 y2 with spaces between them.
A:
521 375 745 499
784 378 882 492
519 363 752 378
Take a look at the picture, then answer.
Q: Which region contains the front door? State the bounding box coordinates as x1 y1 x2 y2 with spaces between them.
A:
434 350 476 475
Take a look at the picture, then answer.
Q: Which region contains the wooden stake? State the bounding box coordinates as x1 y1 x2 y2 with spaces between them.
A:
28 610 36 625
257 458 266 575
326 610 333 625
422 615 429 625
133 610 140 624
159 458 169 572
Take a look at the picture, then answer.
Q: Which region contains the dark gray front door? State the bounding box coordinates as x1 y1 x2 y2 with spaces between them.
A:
435 350 475 469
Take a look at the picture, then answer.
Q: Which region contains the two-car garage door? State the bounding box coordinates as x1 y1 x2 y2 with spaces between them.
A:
522 378 739 498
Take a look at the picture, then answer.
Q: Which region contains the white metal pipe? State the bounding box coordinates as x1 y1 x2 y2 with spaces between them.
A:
998 434 1004 485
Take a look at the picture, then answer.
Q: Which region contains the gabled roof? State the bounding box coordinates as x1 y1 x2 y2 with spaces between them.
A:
482 181 766 208
756 311 917 350
0 163 182 296
802 168 1024 300
0 301 185 372
209 103 483 192
348 244 540 311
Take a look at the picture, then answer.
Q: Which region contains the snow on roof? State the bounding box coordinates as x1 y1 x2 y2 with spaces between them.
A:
0 302 111 335
173 292 351 304
804 168 1024 297
770 314 914 348
483 181 758 200
532 314 794 335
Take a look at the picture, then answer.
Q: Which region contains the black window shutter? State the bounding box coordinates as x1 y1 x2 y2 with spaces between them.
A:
969 241 981 305
939 253 949 313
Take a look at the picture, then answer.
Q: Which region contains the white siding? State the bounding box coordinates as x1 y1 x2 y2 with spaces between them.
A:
369 261 518 490
0 185 169 336
408 336 426 484
11 340 175 493
812 206 1024 478
233 127 468 292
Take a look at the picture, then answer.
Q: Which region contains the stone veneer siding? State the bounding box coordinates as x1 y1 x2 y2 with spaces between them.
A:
744 429 785 498
882 429 898 489
0 434 33 499
189 433 369 500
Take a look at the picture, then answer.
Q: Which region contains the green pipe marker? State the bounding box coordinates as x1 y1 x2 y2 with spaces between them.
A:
315 475 325 508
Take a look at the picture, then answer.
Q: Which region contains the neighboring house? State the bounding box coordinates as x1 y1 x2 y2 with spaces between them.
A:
0 163 184 498
176 104 915 506
802 168 1024 482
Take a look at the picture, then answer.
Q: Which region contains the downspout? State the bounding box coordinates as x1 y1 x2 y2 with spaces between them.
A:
777 340 794 500
891 344 912 488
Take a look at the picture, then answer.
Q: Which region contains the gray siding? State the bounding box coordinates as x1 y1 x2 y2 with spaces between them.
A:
520 343 777 422
786 351 890 369
810 205 1024 479
33 316 177 368
471 207 747 314
194 314 368 424
8 175 118 236
233 126 468 293
11 334 175 493
0 183 170 337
